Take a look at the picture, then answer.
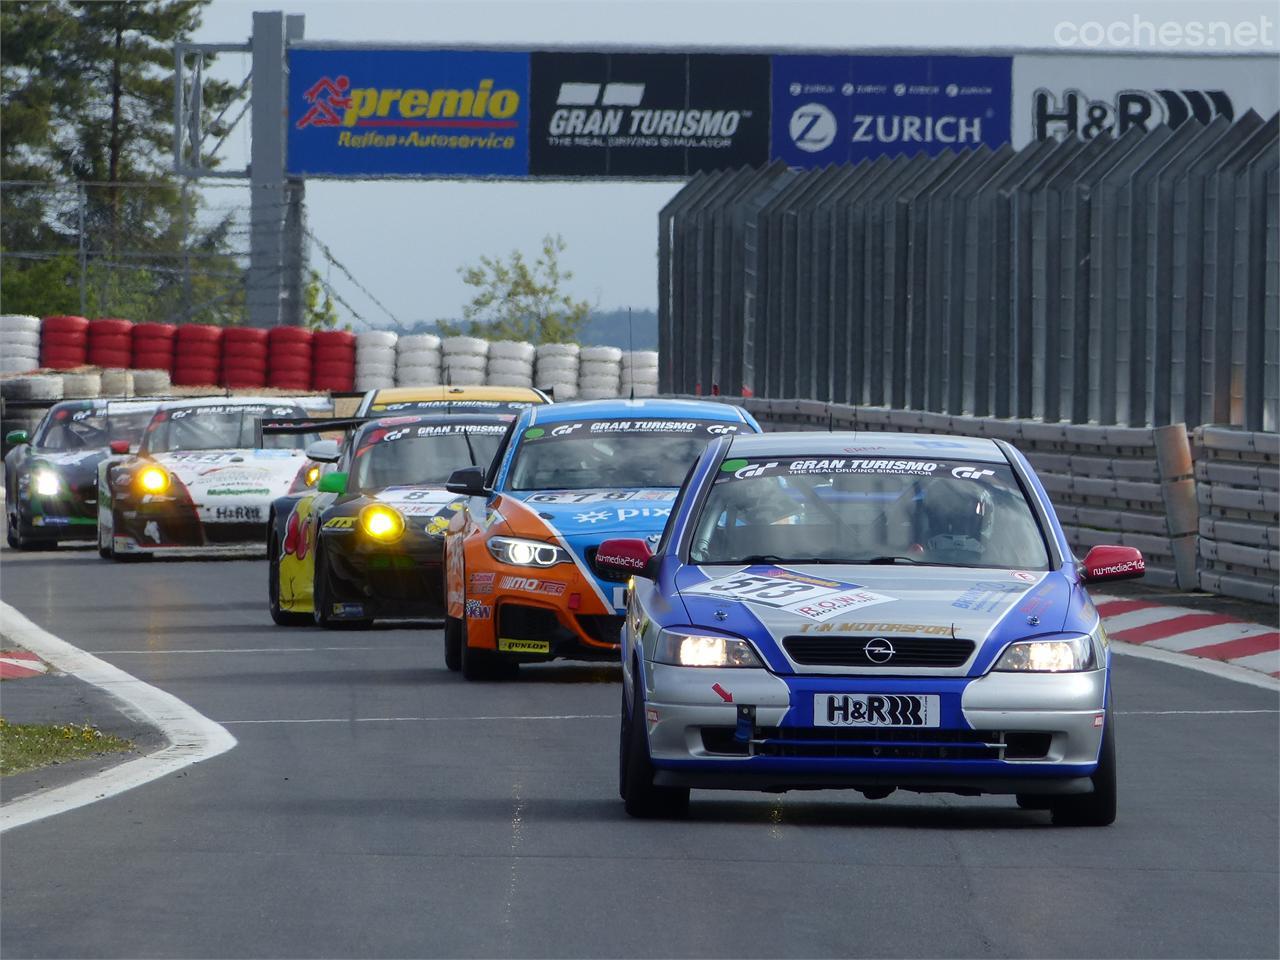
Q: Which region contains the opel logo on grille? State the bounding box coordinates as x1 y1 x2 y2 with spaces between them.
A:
864 637 895 664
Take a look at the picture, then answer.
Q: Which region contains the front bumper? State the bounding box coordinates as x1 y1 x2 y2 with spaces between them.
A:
324 536 448 620
112 499 267 554
643 664 1108 795
14 490 98 541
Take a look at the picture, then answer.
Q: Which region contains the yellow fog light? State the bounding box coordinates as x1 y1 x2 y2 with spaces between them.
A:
138 466 170 493
359 504 405 542
33 469 60 496
305 465 321 487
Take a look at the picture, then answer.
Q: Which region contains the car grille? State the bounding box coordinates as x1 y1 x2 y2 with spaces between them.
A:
782 635 975 668
699 727 1050 761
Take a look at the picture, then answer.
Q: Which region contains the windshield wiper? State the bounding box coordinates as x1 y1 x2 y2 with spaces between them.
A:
860 555 924 565
716 554 841 565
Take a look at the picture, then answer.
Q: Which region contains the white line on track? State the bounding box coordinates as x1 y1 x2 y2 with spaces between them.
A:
1118 709 1279 715
1112 639 1280 691
0 601 237 834
97 646 412 654
220 714 613 724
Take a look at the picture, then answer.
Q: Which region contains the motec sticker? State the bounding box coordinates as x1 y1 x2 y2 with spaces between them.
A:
288 48 530 178
685 566 893 621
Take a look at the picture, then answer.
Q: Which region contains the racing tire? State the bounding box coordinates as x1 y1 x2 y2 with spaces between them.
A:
620 669 689 818
96 517 113 559
460 624 515 681
444 615 463 671
268 535 312 626
7 513 54 551
1049 709 1117 827
312 540 372 630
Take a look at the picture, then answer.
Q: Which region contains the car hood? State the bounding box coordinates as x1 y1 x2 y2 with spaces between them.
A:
674 563 1093 675
150 449 306 498
26 448 110 487
505 488 679 536
366 484 465 536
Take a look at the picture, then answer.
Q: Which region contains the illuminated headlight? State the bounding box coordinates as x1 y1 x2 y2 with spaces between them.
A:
993 635 1094 673
33 469 60 496
137 466 170 494
654 629 764 668
304 465 321 487
359 504 405 542
487 535 569 567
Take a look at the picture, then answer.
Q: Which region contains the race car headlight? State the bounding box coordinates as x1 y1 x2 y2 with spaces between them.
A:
487 535 569 567
993 635 1094 673
33 469 60 496
654 629 764 668
304 465 321 487
137 466 170 494
359 504 405 542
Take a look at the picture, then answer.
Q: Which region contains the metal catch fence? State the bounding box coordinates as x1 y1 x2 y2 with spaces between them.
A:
660 112 1280 432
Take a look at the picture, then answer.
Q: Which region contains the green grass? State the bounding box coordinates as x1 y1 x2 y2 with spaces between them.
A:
0 717 133 776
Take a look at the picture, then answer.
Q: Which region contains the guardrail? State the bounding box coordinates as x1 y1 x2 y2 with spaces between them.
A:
683 396 1202 590
1194 426 1280 605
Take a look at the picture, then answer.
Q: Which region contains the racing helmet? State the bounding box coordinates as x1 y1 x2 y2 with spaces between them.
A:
916 475 995 554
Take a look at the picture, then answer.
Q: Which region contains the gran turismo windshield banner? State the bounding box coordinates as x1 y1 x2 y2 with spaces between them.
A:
522 419 743 441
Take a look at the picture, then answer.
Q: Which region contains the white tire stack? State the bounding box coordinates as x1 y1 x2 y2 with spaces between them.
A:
486 340 535 387
395 333 442 386
60 371 102 398
578 345 622 399
441 336 488 386
355 330 398 391
0 315 42 374
99 368 135 397
534 343 580 400
132 369 172 395
620 350 660 398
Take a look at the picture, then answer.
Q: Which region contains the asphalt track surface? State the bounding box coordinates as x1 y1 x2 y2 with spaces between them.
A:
1 545 1277 959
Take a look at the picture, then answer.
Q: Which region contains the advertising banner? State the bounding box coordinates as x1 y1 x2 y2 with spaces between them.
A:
1012 54 1280 145
770 55 1013 166
287 48 530 177
528 52 771 177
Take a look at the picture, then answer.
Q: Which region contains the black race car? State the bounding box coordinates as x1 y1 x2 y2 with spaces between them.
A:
266 412 512 628
4 399 158 549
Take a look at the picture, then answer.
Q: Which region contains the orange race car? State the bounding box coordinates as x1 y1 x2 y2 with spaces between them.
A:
442 398 761 679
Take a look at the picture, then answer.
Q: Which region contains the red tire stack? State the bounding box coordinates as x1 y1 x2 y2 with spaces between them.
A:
40 315 90 369
131 323 177 371
172 324 223 386
87 318 134 368
221 327 269 389
267 326 313 391
310 330 356 391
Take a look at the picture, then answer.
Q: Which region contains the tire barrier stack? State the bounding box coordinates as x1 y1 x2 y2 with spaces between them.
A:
267 326 313 392
1194 427 1280 604
487 340 535 388
621 351 660 398
87 319 133 368
39 315 89 370
131 323 177 371
221 327 269 389
311 330 357 392
395 333 441 387
0 316 41 374
1 375 64 444
355 330 397 390
579 346 623 400
441 336 488 386
172 323 223 387
535 343 580 400
99 368 135 397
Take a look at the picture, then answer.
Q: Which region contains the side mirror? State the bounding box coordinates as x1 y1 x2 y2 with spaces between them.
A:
109 439 131 455
305 439 342 464
1081 545 1145 583
6 429 29 446
446 465 487 497
317 471 348 494
594 538 655 581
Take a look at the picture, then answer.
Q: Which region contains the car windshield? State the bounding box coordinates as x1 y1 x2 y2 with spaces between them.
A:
144 405 311 453
33 404 154 451
507 418 743 491
689 456 1050 569
353 422 506 490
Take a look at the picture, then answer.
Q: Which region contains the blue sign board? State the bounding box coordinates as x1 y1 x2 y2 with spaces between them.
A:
771 55 1012 166
287 49 530 177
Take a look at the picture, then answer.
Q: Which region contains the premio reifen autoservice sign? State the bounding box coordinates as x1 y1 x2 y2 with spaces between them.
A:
528 52 771 177
771 55 1013 166
287 48 530 177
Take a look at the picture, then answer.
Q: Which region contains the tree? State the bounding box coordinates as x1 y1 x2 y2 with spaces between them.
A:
303 270 342 331
442 234 590 344
0 1 244 323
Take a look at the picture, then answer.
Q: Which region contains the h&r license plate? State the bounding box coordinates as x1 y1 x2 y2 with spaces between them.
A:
814 693 940 728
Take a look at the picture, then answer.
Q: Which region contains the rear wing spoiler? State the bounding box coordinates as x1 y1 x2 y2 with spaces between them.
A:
254 416 368 449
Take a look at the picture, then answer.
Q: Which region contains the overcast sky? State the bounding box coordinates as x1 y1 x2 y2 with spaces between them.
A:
192 0 1277 329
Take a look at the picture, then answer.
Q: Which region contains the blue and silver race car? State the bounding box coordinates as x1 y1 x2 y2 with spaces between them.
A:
598 431 1145 824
